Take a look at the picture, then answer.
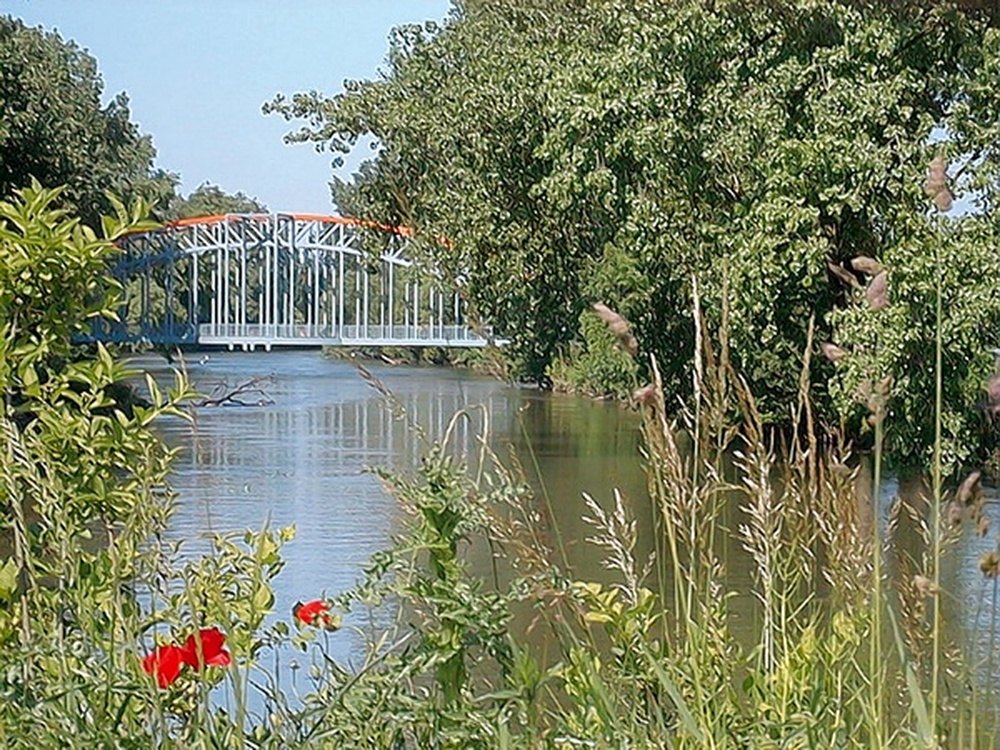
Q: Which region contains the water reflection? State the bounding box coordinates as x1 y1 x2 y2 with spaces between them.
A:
133 352 533 649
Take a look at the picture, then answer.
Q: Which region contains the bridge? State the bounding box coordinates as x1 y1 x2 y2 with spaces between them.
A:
88 213 497 350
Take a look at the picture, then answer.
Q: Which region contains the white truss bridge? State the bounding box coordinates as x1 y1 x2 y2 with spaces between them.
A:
90 213 498 350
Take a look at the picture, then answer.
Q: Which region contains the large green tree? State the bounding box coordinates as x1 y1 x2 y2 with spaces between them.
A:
164 181 267 221
269 0 1000 470
0 16 174 227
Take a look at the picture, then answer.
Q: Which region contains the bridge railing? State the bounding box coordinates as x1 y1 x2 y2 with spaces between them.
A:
197 323 493 347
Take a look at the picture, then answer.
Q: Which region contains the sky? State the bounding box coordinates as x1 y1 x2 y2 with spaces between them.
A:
5 0 452 215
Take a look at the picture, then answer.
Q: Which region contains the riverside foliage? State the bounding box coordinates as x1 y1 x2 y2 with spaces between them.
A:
268 0 1000 471
1 186 999 747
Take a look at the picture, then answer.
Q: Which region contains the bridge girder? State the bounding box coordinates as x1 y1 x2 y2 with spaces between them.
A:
90 213 492 350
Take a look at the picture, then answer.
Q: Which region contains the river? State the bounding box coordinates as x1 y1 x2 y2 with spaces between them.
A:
130 349 1000 683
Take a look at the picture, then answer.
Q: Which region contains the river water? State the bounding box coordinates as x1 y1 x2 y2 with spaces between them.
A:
130 349 1000 680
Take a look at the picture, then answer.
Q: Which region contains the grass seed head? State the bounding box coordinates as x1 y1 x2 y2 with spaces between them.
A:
957 470 982 505
976 514 990 537
850 255 883 276
592 302 638 356
821 342 846 363
913 574 936 596
632 382 658 406
978 550 1000 579
866 271 889 310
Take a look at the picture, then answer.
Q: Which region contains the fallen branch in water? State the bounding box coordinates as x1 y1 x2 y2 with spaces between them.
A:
192 374 276 407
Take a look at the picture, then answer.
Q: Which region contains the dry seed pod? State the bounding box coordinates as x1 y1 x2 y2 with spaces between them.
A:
866 271 889 310
979 550 1000 579
850 256 883 276
827 261 861 289
820 342 846 363
957 470 982 505
592 302 638 356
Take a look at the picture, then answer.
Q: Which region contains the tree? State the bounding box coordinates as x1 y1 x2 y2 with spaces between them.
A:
165 181 267 220
0 16 174 227
269 0 1000 471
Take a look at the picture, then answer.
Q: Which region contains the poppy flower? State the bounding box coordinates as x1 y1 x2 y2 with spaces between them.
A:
142 644 186 689
293 599 340 630
181 627 232 670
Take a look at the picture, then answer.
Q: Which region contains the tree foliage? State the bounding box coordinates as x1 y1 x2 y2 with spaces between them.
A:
269 0 1000 470
164 181 268 221
0 16 175 227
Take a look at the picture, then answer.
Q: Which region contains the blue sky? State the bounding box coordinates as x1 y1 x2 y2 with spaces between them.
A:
6 1 451 214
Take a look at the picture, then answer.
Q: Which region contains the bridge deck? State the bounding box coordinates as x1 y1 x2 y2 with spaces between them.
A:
197 324 494 350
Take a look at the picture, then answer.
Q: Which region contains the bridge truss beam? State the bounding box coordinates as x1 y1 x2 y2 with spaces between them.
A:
91 214 492 350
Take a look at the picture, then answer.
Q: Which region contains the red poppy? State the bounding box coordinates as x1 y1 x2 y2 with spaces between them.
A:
142 644 185 689
293 599 337 629
181 627 232 670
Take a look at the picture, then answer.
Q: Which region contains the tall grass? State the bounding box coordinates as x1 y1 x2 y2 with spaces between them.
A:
3 191 999 748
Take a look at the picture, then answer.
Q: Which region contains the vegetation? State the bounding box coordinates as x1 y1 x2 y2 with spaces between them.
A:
268 0 1000 471
164 182 267 221
1 181 997 747
4 2 1000 747
0 16 267 231
0 17 175 227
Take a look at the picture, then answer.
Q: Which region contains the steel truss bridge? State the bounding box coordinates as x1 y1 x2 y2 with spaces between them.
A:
89 213 495 350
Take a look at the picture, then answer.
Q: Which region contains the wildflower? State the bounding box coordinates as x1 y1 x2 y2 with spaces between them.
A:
182 627 232 669
293 599 341 631
142 644 186 689
592 302 638 356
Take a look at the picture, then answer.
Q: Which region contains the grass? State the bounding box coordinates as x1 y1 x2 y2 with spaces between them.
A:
3 192 1000 747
